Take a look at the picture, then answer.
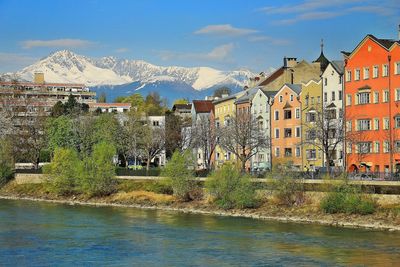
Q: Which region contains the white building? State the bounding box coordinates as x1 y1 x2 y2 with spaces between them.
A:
321 60 344 169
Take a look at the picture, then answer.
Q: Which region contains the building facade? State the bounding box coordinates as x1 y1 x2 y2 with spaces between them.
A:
343 34 400 175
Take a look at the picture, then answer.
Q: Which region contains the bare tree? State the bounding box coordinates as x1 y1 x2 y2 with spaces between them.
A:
139 124 166 171
118 111 143 167
219 112 268 172
301 105 345 175
0 99 15 138
190 114 219 170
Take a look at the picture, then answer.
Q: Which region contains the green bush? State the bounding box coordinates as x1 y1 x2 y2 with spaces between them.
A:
0 138 14 187
162 150 195 201
272 176 305 206
206 164 258 209
81 142 117 197
44 147 83 195
320 184 376 215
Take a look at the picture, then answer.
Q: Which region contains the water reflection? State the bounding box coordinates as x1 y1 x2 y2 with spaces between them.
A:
0 199 399 266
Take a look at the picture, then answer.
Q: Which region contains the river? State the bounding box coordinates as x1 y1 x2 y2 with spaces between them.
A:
0 199 399 266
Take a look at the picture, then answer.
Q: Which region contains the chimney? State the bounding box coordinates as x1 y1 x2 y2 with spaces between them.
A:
34 72 44 84
283 57 297 68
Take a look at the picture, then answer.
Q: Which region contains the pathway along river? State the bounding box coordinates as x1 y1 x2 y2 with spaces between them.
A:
0 199 399 266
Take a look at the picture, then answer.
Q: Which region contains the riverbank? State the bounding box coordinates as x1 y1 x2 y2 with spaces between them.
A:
1 181 400 232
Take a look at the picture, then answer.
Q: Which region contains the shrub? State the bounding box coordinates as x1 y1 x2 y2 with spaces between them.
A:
162 150 195 201
271 176 305 206
0 138 14 187
44 147 83 195
81 142 117 196
206 164 258 209
320 184 376 215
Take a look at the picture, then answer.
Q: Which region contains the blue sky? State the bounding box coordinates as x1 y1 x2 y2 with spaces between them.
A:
0 0 399 73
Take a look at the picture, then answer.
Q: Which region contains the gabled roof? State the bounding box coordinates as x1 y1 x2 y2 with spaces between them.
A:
330 60 344 75
235 87 260 104
172 103 192 111
258 67 285 87
326 102 336 109
192 100 213 113
283 101 292 109
285 83 302 95
342 34 400 58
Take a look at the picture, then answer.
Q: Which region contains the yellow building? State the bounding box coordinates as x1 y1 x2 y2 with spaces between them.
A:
300 79 324 171
212 91 246 167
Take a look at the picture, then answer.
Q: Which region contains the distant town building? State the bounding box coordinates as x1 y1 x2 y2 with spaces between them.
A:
89 103 131 113
172 103 192 119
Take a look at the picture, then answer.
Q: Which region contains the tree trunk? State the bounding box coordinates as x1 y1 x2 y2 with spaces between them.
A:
325 152 331 177
146 152 151 172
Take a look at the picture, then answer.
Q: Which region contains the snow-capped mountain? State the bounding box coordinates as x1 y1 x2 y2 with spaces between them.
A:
10 50 256 91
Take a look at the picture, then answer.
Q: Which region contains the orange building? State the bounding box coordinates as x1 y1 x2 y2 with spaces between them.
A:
271 84 302 170
343 34 400 175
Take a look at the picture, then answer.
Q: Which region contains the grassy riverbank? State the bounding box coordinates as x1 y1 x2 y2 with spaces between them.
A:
1 180 400 232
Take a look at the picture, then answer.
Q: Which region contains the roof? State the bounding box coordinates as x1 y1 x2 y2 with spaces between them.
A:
283 101 292 109
284 83 302 95
235 87 260 104
262 90 279 98
172 103 192 111
258 67 285 87
0 81 86 87
313 51 330 72
330 60 344 75
192 100 213 113
342 34 400 58
212 90 244 105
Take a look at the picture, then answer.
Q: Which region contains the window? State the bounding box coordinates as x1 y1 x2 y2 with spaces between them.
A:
275 110 279 120
306 112 316 122
346 70 352 82
328 129 336 139
384 118 389 130
306 130 316 140
346 94 352 106
284 128 292 138
395 116 400 128
355 69 360 80
363 67 369 79
311 97 314 105
259 104 262 114
290 94 293 101
383 90 389 102
324 78 327 86
317 96 321 104
324 92 327 102
374 91 379 103
374 118 379 130
284 148 292 157
295 108 300 119
284 109 292 119
357 119 371 131
279 95 283 102
396 62 400 75
306 149 317 160
331 92 335 101
383 64 389 77
339 75 343 84
275 128 280 138
296 147 301 157
327 109 336 119
357 92 370 104
346 121 352 132
397 89 400 101
295 127 301 137
275 147 280 157
374 141 380 153
305 97 309 106
358 142 372 154
395 141 400 152
216 153 220 160
338 91 342 101
384 141 389 153
347 142 352 154
373 65 379 78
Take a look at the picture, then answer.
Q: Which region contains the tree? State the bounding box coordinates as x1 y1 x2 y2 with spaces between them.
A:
162 150 195 201
302 105 345 175
0 99 15 138
44 147 83 195
50 101 66 117
190 114 219 170
165 111 191 158
98 92 107 103
173 98 189 105
145 92 167 116
0 138 14 186
219 112 269 172
213 87 231 98
81 142 116 196
140 124 165 171
46 116 79 154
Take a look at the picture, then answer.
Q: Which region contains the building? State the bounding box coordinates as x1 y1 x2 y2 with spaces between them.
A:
89 103 131 113
191 100 214 169
147 115 167 167
301 79 324 170
172 103 192 119
322 61 345 169
271 84 302 170
343 34 400 175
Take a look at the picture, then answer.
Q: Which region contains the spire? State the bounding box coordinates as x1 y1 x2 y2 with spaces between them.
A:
313 38 329 72
321 38 324 53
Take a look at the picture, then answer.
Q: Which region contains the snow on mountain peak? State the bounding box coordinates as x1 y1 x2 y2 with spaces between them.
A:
11 50 256 90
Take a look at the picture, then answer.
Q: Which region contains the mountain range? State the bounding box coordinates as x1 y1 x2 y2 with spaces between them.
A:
4 50 261 102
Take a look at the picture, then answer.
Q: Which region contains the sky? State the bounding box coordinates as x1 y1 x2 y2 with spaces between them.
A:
0 0 399 73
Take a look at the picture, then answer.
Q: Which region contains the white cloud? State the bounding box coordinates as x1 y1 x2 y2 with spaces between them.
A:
115 48 130 53
194 24 258 36
21 39 95 49
0 53 37 72
159 43 234 62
